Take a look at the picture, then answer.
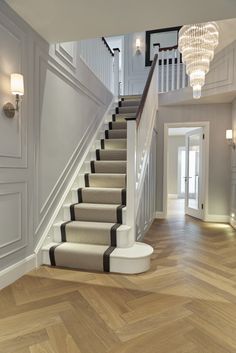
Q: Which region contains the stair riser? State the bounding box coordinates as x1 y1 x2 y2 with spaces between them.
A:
101 139 127 150
119 100 140 107
85 174 126 188
109 122 127 130
63 205 126 224
105 130 127 139
42 242 153 273
53 222 131 247
91 161 126 174
116 106 138 114
96 150 127 161
71 188 126 205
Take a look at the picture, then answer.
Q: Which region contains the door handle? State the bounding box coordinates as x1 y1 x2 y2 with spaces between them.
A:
184 176 192 182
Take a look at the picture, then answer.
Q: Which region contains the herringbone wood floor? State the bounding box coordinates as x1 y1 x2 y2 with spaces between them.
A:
1 216 236 353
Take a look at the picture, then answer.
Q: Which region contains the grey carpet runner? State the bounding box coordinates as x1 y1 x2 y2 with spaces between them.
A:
49 96 140 272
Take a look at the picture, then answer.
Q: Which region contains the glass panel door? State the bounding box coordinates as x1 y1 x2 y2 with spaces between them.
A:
185 128 204 219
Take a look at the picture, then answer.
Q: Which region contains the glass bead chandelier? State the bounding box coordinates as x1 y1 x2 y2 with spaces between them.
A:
179 22 219 99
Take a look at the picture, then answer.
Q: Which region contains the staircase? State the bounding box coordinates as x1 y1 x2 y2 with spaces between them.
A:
42 95 153 274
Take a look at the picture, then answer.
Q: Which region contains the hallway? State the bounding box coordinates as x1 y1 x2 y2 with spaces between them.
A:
0 217 236 352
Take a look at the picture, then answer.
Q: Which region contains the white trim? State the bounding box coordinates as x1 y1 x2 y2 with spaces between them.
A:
155 212 165 219
0 254 36 289
163 121 210 220
205 215 229 223
168 194 178 199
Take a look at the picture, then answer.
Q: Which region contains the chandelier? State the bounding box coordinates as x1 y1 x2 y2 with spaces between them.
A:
179 22 219 99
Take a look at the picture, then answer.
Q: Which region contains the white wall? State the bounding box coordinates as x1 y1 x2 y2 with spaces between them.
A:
157 104 232 218
0 2 113 272
123 32 149 95
167 136 185 195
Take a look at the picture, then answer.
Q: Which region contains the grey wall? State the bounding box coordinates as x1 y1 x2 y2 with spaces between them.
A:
157 104 232 217
230 99 236 224
0 2 113 271
168 136 185 195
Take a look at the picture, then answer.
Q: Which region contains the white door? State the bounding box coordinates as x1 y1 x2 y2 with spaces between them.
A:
185 128 204 219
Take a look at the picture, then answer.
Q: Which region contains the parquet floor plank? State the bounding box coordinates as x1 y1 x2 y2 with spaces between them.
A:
1 215 236 352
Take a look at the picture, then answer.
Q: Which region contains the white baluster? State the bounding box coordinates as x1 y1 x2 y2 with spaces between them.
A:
166 50 169 92
161 51 164 92
176 50 181 90
113 48 120 101
171 49 175 91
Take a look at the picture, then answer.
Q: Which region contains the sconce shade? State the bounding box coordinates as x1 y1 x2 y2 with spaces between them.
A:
226 129 233 140
11 73 24 96
136 38 141 49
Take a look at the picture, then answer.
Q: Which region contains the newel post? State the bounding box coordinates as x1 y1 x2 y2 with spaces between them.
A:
126 120 137 245
113 48 120 101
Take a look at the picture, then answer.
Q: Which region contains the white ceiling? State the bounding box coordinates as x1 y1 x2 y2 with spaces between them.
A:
5 0 236 43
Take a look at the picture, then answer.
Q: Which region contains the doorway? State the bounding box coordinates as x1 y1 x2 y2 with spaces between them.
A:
163 122 209 220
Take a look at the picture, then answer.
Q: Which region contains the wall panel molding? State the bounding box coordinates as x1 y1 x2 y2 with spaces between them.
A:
55 42 77 72
0 181 27 259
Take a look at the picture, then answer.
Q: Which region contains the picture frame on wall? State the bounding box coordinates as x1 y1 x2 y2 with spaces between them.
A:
145 26 181 66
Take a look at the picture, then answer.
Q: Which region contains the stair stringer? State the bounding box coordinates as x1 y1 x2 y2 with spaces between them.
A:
35 99 116 262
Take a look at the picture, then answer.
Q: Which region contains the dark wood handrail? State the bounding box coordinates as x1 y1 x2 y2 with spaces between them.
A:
102 37 114 57
153 43 178 51
135 54 158 127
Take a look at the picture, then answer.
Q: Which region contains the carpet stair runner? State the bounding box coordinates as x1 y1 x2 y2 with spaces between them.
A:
42 95 152 273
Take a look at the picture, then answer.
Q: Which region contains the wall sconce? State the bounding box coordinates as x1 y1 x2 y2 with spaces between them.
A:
226 129 235 149
3 73 24 118
136 38 141 55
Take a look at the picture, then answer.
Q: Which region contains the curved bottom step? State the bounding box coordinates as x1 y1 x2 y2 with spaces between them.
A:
42 242 153 274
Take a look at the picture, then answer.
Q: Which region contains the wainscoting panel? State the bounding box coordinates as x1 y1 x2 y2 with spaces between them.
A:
0 11 27 169
204 47 234 90
0 181 27 259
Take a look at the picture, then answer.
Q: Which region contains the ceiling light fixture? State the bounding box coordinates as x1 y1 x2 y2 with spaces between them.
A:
179 22 219 99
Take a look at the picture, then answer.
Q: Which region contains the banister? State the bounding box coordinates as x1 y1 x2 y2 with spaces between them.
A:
153 43 178 51
102 37 114 57
135 54 158 127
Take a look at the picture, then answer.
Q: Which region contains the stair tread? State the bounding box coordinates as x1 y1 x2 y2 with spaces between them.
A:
72 187 125 192
72 203 126 210
55 220 129 229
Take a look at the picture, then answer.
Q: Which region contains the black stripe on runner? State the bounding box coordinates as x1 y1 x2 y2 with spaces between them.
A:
61 221 72 242
96 149 100 160
90 161 95 173
49 244 61 266
103 246 116 272
110 223 120 247
112 114 116 121
77 188 83 203
116 205 125 224
84 173 89 187
105 130 109 139
109 122 113 130
121 189 126 205
70 203 79 221
101 139 105 149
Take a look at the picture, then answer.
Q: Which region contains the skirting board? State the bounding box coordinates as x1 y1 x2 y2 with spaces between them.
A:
155 212 165 219
230 218 236 229
0 254 36 290
204 214 229 223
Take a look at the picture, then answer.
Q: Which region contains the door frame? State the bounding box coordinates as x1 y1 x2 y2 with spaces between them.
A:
163 121 210 220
